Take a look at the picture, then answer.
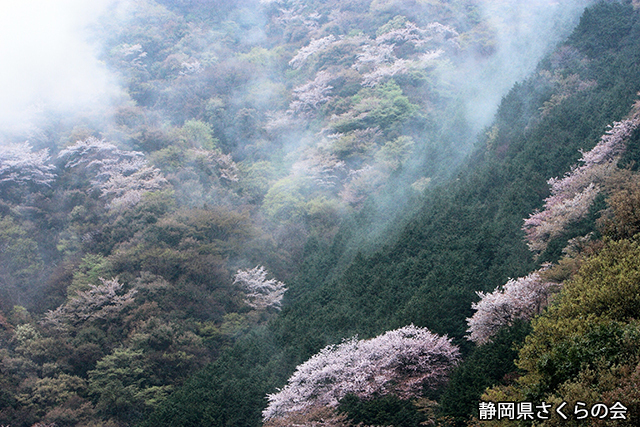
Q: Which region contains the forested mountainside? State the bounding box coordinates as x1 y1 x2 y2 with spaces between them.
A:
1 0 640 426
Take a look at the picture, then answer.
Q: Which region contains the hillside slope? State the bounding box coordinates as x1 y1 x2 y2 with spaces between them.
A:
146 1 640 426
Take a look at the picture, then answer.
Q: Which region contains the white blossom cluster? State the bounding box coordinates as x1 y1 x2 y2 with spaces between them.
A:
523 117 640 253
289 35 336 69
112 43 148 70
287 16 458 112
233 266 287 311
376 20 457 49
43 278 137 328
0 142 56 187
263 325 459 420
356 20 456 87
289 71 334 117
466 272 556 345
58 137 146 183
292 149 346 189
100 166 167 211
58 137 167 210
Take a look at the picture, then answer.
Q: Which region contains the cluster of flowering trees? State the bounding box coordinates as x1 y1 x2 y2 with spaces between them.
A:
468 116 640 346
523 117 640 253
263 325 459 420
268 13 459 214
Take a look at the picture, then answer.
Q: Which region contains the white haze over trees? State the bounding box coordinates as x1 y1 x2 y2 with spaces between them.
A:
459 0 600 129
0 0 121 133
0 0 596 140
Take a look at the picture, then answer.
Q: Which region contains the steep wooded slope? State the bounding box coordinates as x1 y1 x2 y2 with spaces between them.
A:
146 2 640 426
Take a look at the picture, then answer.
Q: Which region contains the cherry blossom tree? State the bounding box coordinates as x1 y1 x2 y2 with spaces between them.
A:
289 71 334 117
0 142 56 187
523 117 640 253
58 137 167 210
361 59 412 87
58 137 146 184
233 266 287 311
376 20 458 49
289 35 336 69
99 165 167 211
466 272 557 345
263 325 459 420
43 278 137 328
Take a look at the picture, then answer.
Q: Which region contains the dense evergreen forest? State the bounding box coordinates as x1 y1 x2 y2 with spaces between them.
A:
1 0 640 426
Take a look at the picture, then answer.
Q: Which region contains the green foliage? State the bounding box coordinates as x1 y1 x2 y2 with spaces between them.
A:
438 321 532 424
88 347 153 422
339 393 430 427
68 254 113 296
262 178 309 222
517 239 640 392
475 233 640 427
0 215 42 279
331 81 421 136
375 135 415 170
175 120 218 150
569 1 636 58
143 328 283 427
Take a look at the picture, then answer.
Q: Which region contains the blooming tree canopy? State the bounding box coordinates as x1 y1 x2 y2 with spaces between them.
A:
43 278 137 328
58 137 167 210
466 272 556 345
0 142 56 187
234 266 287 311
263 325 460 420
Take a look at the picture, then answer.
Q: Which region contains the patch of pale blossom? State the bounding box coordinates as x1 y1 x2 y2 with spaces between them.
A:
0 142 56 187
59 137 168 210
273 4 321 35
581 118 638 166
524 184 601 253
425 22 460 43
263 325 459 420
112 43 147 70
361 59 411 87
214 152 239 182
289 71 334 117
339 165 387 206
376 20 428 47
523 117 640 253
43 278 137 329
353 43 396 71
289 35 336 69
418 49 445 65
262 405 350 427
100 166 167 211
466 272 557 345
179 59 202 75
189 149 239 182
58 137 146 184
376 21 458 49
292 151 346 189
538 71 597 117
352 19 453 86
264 111 298 135
234 266 287 311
